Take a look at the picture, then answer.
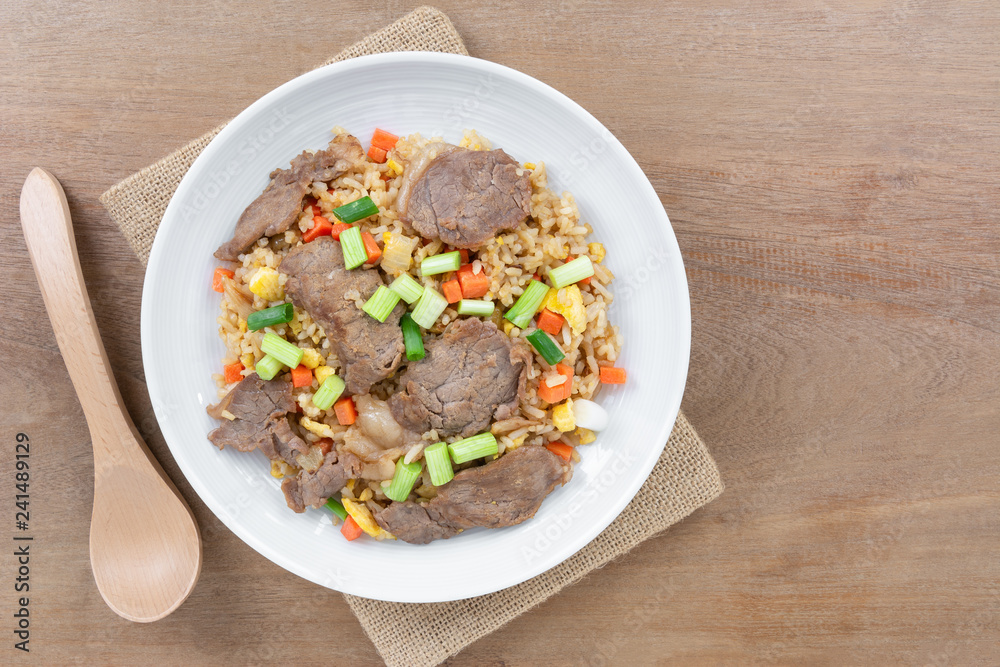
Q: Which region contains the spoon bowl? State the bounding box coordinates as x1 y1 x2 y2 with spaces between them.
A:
20 167 201 622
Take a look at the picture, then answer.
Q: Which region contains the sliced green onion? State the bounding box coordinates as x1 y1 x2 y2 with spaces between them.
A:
332 196 379 224
385 458 423 502
420 251 462 276
549 256 594 289
525 329 565 365
400 313 425 361
424 442 454 486
411 287 448 329
254 354 284 381
326 497 348 521
339 226 366 269
247 303 294 331
362 285 401 322
389 273 424 304
448 432 498 463
261 332 304 368
504 280 549 329
312 373 346 410
456 299 494 317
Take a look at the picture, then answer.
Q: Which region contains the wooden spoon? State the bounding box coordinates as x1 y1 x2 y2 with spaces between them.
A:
19 168 201 622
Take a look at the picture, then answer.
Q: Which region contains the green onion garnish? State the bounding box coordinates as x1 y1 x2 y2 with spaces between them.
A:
411 287 448 329
448 432 498 463
254 354 284 381
504 280 549 329
389 273 424 304
326 497 348 521
400 313 425 361
423 442 454 486
385 458 423 502
261 332 304 368
312 374 346 410
456 299 494 317
420 251 462 276
332 196 379 224
362 285 401 323
247 303 294 331
525 329 565 365
339 226 366 270
548 256 594 289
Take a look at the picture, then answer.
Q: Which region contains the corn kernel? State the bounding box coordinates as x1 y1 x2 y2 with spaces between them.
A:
387 159 403 176
270 460 284 478
524 162 536 169
552 399 576 432
240 353 255 371
314 365 335 385
576 427 596 444
300 348 323 369
248 267 284 301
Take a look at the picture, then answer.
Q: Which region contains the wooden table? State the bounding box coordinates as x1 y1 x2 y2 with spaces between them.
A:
2 2 998 663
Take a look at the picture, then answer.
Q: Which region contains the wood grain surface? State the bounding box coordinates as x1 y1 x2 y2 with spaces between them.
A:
2 1 998 664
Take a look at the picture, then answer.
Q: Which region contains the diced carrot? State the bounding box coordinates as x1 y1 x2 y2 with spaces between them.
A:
212 267 235 292
361 231 381 264
341 515 363 541
441 279 462 304
599 366 627 384
537 362 573 403
334 397 357 425
443 246 471 264
456 264 490 298
370 128 399 151
310 204 322 216
223 362 244 384
330 223 352 240
565 256 591 284
302 215 333 243
315 438 334 456
290 364 312 388
367 145 387 163
536 309 565 336
545 442 574 461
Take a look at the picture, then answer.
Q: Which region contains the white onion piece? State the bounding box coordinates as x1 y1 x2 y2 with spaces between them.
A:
571 399 608 432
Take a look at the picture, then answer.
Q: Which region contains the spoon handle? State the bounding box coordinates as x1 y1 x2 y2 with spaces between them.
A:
19 168 136 465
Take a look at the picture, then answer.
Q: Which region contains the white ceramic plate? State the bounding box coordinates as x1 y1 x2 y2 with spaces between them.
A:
142 52 689 603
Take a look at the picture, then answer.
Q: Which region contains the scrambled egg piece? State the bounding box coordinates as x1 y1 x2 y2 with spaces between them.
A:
552 398 576 432
342 498 395 540
314 365 336 385
299 416 334 439
507 435 527 451
249 267 284 301
588 242 606 263
270 459 297 479
576 427 596 444
300 348 323 369
542 285 586 335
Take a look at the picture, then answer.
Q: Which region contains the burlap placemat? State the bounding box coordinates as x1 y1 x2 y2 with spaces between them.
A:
100 7 724 666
